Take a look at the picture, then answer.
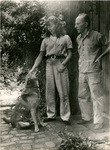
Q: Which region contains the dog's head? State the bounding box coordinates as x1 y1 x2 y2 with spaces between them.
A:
21 71 40 101
25 71 40 88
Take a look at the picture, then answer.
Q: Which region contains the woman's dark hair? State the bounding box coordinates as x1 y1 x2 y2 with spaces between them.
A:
79 13 90 28
45 16 63 37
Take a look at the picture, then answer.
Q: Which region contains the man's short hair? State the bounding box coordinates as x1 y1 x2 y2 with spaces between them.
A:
78 13 90 28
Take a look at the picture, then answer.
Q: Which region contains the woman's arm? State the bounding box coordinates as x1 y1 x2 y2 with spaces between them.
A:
30 51 45 72
58 49 72 73
62 49 72 66
28 51 45 75
26 51 45 79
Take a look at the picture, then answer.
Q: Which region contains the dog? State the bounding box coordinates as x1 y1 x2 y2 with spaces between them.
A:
3 72 47 132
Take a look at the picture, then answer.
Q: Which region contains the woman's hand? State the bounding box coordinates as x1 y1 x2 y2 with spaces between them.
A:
57 63 66 73
26 51 45 79
57 49 72 73
26 68 38 80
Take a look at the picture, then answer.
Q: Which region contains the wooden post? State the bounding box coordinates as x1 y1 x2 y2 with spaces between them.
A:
108 30 110 116
98 0 100 32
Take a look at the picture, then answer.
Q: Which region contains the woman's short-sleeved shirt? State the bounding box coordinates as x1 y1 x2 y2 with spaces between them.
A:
40 35 73 56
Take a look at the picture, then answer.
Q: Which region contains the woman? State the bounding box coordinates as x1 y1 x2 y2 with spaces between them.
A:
27 16 73 125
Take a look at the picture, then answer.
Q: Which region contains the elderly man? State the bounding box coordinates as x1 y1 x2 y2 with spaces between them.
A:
75 13 107 129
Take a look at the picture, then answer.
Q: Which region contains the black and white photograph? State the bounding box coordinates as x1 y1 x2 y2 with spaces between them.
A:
0 0 110 149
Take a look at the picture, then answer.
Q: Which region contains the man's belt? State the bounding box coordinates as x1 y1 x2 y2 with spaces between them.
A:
46 55 66 59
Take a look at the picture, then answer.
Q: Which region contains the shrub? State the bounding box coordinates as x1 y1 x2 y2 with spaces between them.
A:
58 131 96 150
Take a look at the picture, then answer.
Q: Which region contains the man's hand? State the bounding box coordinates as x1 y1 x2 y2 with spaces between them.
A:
95 56 101 63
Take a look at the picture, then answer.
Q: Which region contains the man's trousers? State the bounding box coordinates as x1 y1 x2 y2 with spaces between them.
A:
78 72 104 124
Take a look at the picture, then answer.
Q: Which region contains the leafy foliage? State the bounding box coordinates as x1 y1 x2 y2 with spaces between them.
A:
58 131 97 150
1 1 46 93
1 1 45 67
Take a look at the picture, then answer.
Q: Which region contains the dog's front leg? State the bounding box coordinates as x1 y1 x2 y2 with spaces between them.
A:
30 108 39 132
37 109 47 127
